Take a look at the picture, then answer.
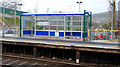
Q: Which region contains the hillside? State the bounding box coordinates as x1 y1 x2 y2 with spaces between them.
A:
93 11 118 24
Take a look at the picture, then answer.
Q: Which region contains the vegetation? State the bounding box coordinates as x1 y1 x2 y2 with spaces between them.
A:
4 17 33 28
103 24 110 29
5 17 20 27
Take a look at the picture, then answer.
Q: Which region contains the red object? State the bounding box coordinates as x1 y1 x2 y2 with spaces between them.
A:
40 56 44 59
94 33 105 40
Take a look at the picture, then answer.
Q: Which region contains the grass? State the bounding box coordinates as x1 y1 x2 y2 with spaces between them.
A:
5 17 20 27
4 17 32 28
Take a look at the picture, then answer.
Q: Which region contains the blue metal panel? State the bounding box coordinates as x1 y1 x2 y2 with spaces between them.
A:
23 30 31 34
32 30 34 34
71 32 87 37
50 32 55 36
66 32 71 36
83 33 87 37
59 32 64 37
59 32 87 37
23 30 87 37
59 32 71 37
21 13 84 16
72 32 81 36
36 31 48 36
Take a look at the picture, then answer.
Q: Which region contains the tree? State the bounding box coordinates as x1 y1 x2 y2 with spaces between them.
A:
103 24 110 29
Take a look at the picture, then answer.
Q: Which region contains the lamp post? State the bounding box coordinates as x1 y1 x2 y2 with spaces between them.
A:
18 3 22 37
10 2 17 34
2 2 11 37
2 3 5 37
11 2 22 35
76 1 83 12
76 1 83 41
110 3 113 40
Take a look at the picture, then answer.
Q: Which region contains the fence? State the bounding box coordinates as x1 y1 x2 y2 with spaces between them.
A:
88 30 119 40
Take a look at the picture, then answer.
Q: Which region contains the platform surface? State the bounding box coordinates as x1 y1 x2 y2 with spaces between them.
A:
0 36 119 50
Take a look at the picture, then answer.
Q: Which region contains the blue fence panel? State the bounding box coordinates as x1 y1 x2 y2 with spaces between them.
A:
23 30 88 37
36 31 48 36
50 32 55 36
32 30 34 34
72 32 81 36
83 33 87 37
59 32 87 37
59 32 64 37
23 30 31 35
66 32 71 36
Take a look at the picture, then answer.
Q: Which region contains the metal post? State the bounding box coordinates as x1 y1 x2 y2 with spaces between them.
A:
37 0 38 13
57 17 58 38
87 19 89 41
76 1 82 12
79 3 80 12
34 16 36 38
81 16 83 41
49 49 51 58
2 3 5 37
33 47 37 57
90 12 92 41
14 2 17 34
62 50 64 59
83 10 86 41
71 16 73 39
64 16 66 39
31 22 33 36
68 16 70 39
20 15 22 37
4 45 6 53
22 16 23 37
113 0 115 39
111 7 113 40
68 16 70 31
48 16 50 38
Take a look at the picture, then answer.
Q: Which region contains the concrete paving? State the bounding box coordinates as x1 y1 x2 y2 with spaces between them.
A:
0 36 119 50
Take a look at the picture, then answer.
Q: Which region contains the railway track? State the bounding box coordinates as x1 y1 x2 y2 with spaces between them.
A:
1 54 96 67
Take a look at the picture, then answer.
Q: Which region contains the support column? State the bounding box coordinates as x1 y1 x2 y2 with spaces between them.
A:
49 49 51 58
13 46 15 53
71 16 73 39
3 45 6 54
83 10 86 41
64 16 66 39
76 51 80 63
62 50 64 59
90 12 92 41
81 16 83 41
23 47 26 56
31 22 33 36
20 15 22 37
57 19 58 38
48 16 50 38
34 16 36 38
21 17 23 37
33 47 37 57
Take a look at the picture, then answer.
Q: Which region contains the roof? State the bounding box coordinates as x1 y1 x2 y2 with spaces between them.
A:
0 7 28 15
21 12 91 16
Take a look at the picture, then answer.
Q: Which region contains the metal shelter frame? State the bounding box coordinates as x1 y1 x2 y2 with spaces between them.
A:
20 10 92 41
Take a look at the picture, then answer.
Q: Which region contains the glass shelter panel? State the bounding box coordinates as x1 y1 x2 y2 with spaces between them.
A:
21 13 91 41
22 16 34 30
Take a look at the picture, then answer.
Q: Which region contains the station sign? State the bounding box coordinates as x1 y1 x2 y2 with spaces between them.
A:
36 20 49 26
